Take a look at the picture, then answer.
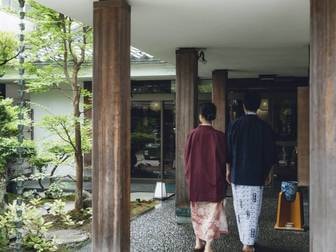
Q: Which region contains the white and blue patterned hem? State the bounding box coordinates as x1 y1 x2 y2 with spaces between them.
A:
231 184 264 246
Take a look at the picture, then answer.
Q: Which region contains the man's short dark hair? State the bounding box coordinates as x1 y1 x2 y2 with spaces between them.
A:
199 102 217 121
244 92 261 112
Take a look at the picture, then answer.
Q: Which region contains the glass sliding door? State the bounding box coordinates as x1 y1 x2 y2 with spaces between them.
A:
131 101 161 179
131 100 176 180
162 102 175 179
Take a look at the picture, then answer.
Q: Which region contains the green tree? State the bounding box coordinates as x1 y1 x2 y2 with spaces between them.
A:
0 31 18 76
26 0 92 210
31 114 92 191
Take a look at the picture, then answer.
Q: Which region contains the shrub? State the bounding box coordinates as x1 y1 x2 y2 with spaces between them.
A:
45 180 64 199
0 199 58 251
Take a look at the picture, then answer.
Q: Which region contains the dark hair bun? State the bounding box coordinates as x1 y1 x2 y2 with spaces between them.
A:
199 103 217 122
204 112 216 121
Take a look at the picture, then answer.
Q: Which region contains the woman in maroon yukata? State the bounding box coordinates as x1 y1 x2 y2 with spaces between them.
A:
185 102 228 252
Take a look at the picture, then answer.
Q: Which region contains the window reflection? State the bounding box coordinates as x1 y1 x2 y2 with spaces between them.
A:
131 101 176 180
131 102 161 179
163 102 175 179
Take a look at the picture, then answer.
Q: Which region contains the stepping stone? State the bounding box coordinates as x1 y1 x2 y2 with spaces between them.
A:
46 229 89 246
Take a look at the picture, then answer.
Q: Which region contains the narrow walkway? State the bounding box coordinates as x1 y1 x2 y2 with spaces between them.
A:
80 188 309 251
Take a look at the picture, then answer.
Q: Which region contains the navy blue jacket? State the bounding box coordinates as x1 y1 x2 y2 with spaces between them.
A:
227 115 277 186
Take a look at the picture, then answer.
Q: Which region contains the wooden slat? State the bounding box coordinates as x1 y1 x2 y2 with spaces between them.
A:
297 87 309 186
310 0 336 250
92 1 131 251
175 48 198 210
84 81 92 167
212 70 228 132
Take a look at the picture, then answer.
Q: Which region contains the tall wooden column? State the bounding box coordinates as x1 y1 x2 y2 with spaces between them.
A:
310 1 336 250
92 1 131 251
175 48 198 222
297 87 309 186
212 70 228 132
83 82 92 167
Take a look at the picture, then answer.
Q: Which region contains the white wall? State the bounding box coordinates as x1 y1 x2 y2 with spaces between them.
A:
0 11 34 33
31 87 76 177
131 63 175 80
78 62 176 80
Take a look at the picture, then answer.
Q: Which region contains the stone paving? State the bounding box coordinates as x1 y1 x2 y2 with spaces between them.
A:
47 229 89 247
79 188 309 252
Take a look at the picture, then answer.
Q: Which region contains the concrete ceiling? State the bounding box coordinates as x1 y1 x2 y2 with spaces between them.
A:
36 0 310 78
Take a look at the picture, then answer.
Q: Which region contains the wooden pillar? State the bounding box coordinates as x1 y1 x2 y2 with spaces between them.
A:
175 48 198 222
212 70 228 132
297 87 309 186
310 1 336 250
84 81 92 167
92 1 130 251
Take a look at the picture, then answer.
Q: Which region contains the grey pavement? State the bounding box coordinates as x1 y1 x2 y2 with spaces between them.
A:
78 187 309 252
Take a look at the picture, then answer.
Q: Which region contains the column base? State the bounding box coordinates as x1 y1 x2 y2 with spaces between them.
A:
176 207 191 224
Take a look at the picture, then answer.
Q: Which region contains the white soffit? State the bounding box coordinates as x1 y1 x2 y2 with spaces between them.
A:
36 0 93 25
36 0 310 78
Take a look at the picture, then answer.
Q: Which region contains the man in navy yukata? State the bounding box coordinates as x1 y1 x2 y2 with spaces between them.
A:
226 92 277 252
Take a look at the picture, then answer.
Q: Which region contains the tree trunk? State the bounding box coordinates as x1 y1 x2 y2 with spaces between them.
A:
72 68 84 211
0 178 5 212
75 151 84 210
